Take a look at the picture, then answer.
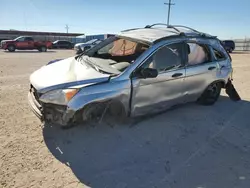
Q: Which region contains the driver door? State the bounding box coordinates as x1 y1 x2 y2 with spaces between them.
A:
131 42 187 117
16 37 29 49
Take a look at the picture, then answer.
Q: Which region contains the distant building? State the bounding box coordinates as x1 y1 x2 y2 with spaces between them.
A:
75 34 114 44
0 30 84 43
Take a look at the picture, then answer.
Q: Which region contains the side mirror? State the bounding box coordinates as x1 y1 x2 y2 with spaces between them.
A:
139 68 158 79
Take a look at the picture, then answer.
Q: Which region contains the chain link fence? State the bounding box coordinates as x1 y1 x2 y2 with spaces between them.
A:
234 38 250 51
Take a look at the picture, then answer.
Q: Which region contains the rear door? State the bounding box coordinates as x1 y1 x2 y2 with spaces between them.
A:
184 41 219 102
57 41 63 48
25 37 34 49
62 41 70 48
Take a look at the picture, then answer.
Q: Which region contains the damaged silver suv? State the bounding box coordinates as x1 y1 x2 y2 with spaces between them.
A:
28 24 238 128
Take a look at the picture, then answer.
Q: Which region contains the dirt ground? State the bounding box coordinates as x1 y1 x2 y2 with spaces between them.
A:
0 50 250 188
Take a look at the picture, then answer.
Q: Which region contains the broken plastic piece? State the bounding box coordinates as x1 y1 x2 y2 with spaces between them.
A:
225 80 241 101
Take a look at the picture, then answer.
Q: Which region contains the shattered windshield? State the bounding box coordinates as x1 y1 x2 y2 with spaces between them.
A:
78 37 149 74
79 56 121 75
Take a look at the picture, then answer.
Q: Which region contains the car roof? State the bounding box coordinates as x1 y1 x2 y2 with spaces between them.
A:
118 24 216 44
54 40 71 43
18 36 32 38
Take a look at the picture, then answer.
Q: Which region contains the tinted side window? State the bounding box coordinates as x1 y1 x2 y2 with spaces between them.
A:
187 43 211 66
213 48 226 61
59 41 66 45
25 37 33 41
17 37 25 42
142 43 184 72
64 41 71 46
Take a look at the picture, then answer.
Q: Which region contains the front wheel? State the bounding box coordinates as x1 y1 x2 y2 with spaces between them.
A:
198 82 222 105
7 45 16 52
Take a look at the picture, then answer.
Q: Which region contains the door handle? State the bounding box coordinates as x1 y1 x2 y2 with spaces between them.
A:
172 73 183 78
208 66 216 70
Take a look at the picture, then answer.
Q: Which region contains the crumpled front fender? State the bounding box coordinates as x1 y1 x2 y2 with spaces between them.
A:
65 79 131 122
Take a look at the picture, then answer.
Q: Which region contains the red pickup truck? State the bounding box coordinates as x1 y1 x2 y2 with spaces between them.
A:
0 36 52 52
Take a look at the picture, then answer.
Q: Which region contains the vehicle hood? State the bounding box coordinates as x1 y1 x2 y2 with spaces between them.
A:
30 57 110 93
1 40 14 43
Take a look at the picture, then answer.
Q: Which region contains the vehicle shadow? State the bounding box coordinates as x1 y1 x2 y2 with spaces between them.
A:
3 50 56 53
43 95 250 188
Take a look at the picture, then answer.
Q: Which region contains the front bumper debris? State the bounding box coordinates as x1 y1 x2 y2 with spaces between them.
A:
28 92 44 121
28 89 75 126
225 79 241 101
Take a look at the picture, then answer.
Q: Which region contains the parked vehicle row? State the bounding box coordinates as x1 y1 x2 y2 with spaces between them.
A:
28 23 240 129
0 36 52 52
1 36 104 52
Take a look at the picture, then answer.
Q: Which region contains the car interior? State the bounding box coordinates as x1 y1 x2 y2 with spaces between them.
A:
92 38 149 72
187 43 210 65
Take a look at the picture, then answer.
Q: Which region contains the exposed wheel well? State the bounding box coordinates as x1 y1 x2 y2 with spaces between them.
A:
198 80 225 100
73 99 127 123
213 80 226 88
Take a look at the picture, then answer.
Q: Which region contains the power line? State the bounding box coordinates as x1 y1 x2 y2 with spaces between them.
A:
65 24 69 33
164 0 175 26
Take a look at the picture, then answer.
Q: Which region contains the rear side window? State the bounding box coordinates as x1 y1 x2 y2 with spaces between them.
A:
186 43 211 66
213 48 226 61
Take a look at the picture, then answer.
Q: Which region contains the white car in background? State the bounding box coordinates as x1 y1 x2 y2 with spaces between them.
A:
74 39 103 54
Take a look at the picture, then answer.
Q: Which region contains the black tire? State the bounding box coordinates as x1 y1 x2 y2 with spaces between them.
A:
39 46 47 52
7 45 16 52
198 82 222 105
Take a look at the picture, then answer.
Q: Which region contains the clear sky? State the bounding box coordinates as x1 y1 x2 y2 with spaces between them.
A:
0 0 249 39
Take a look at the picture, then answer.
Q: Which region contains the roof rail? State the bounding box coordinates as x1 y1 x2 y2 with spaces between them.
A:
168 25 200 33
145 23 186 36
145 23 217 38
169 25 217 38
121 28 141 32
145 23 200 33
145 23 180 33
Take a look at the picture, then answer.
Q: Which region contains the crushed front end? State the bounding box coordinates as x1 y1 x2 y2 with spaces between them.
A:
28 85 73 126
28 85 44 120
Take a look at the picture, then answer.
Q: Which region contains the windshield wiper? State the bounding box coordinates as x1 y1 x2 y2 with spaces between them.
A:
83 58 99 72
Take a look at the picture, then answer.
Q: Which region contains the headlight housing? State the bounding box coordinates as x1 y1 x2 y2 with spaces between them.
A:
39 89 79 105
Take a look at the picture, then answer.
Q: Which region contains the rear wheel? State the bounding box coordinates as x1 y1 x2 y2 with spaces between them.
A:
39 46 47 52
198 82 222 105
7 45 16 52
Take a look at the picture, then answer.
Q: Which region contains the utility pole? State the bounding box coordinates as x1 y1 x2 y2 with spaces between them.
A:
164 0 175 26
65 24 69 33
